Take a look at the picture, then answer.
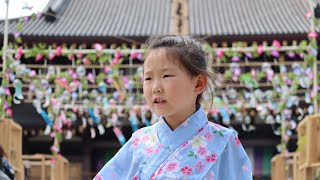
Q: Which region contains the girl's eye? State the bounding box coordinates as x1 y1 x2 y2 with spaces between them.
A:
144 77 151 81
163 75 173 78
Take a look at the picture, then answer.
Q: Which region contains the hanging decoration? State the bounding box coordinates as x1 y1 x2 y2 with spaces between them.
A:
0 9 318 156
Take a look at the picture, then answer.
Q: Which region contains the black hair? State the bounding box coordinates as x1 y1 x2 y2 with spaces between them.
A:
144 35 219 107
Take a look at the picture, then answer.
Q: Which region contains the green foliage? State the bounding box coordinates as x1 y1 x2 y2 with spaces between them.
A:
257 71 265 81
96 73 106 84
202 43 215 56
240 74 259 88
224 70 232 80
304 54 316 66
98 54 110 63
298 40 308 53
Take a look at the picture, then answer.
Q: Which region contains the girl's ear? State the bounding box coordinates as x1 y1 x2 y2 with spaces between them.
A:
194 74 208 94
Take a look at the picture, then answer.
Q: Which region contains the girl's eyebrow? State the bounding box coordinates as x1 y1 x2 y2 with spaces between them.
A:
144 68 175 75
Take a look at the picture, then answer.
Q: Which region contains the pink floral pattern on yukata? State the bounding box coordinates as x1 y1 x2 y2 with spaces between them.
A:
94 108 252 180
181 165 193 175
132 137 140 147
205 153 217 163
196 146 207 158
165 161 179 172
150 125 222 178
94 106 251 180
195 161 205 172
234 137 241 146
204 131 214 141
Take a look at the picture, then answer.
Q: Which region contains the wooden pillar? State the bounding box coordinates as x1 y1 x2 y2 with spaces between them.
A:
171 0 189 35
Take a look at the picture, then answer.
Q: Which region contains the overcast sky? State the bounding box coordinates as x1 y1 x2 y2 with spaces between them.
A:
0 0 49 20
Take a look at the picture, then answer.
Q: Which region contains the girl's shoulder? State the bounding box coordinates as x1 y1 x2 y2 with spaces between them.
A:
205 121 235 138
200 121 237 152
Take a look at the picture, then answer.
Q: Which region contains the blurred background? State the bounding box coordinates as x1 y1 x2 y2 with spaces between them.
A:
1 0 320 179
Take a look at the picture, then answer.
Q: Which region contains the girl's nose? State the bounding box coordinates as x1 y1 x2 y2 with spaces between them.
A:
152 81 162 93
152 88 161 93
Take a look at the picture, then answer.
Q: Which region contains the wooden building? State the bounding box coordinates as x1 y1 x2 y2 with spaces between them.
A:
0 0 316 179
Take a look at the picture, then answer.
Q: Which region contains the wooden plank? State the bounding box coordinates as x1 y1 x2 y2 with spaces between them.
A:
271 153 286 180
22 154 69 180
0 119 24 180
297 114 320 167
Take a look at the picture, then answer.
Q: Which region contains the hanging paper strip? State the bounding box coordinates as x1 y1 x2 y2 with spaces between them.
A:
113 127 126 146
88 108 101 124
40 110 54 126
141 108 151 127
129 110 139 132
262 148 273 176
13 79 23 100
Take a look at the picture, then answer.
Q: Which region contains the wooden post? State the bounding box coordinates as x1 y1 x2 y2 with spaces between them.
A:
0 119 24 180
297 114 320 166
271 154 285 180
293 153 299 180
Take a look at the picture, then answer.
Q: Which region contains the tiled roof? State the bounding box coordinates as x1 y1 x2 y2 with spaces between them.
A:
0 0 314 41
1 0 171 38
189 0 311 36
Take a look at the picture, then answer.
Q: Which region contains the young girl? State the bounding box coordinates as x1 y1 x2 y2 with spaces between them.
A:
94 35 252 180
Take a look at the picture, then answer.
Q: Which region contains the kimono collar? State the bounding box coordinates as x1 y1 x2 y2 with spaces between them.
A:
157 106 208 148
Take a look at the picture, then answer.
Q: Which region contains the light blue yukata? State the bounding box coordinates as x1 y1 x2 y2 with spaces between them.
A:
94 107 252 180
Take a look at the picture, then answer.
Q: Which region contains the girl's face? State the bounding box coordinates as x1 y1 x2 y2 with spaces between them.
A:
143 48 199 126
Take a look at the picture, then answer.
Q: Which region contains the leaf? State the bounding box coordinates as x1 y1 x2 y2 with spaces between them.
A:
15 37 22 43
96 73 106 84
225 50 233 57
202 43 214 55
187 154 194 157
31 13 37 20
304 54 315 66
219 131 224 137
82 80 88 90
287 72 295 80
99 55 109 63
56 132 63 142
194 155 198 159
17 23 23 31
7 96 12 106
279 102 286 111
299 40 308 48
212 130 217 133
7 95 12 102
309 39 318 49
257 71 265 81
223 70 232 80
